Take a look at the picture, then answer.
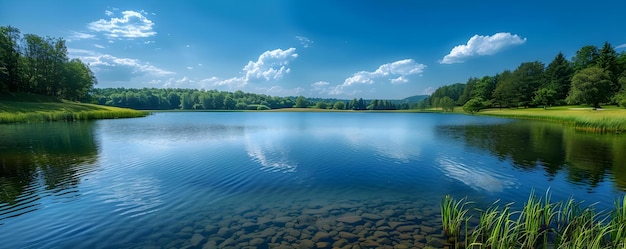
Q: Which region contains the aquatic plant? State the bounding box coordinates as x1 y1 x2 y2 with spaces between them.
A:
440 195 471 241
440 191 626 249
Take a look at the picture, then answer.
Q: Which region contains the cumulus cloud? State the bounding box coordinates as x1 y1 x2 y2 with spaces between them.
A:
296 36 313 48
243 48 298 81
440 32 526 64
326 59 425 96
69 49 173 82
218 48 298 87
343 59 426 86
88 10 156 39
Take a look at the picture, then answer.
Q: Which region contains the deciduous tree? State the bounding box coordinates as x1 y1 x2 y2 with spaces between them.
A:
566 66 612 108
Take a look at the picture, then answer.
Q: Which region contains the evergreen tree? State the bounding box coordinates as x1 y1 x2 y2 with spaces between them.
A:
544 52 574 101
572 45 599 72
597 42 620 95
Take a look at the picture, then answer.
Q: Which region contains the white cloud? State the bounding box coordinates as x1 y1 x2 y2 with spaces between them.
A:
88 10 156 39
218 48 298 87
328 85 344 95
243 48 298 81
390 76 408 84
296 36 313 48
344 72 375 86
94 44 105 49
311 81 333 94
311 81 329 87
68 31 96 41
163 77 193 88
104 10 114 16
343 59 426 86
186 66 194 70
326 59 425 96
69 49 173 82
421 86 436 95
440 32 526 64
617 43 626 49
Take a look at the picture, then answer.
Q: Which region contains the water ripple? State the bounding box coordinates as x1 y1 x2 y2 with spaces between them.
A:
437 155 517 193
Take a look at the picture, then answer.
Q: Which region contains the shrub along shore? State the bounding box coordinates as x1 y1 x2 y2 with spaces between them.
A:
0 93 148 123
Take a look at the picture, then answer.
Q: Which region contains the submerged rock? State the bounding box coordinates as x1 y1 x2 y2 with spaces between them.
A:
336 215 363 225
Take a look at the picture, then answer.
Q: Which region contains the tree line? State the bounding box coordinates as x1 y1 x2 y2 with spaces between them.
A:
91 88 412 110
0 26 96 101
421 42 626 112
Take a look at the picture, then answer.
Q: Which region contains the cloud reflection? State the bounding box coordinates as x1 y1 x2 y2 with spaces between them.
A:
245 132 297 173
437 156 516 193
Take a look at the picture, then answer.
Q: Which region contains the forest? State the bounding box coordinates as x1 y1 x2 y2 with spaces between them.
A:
0 26 96 101
421 42 626 112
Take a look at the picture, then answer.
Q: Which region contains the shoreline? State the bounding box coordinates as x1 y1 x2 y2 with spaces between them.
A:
2 94 624 133
476 106 626 133
0 94 148 124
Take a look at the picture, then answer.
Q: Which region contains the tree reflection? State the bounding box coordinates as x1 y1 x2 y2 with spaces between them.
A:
0 122 98 206
439 121 626 191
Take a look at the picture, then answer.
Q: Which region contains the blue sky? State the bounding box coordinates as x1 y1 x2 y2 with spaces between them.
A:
2 0 625 99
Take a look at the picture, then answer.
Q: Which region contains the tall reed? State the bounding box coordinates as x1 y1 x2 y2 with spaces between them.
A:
440 191 626 249
441 195 469 237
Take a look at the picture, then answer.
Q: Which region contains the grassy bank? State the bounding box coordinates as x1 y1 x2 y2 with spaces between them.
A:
477 106 626 133
440 191 626 249
0 93 148 123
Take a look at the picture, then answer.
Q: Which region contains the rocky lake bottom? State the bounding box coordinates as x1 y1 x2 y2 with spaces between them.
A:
133 196 446 249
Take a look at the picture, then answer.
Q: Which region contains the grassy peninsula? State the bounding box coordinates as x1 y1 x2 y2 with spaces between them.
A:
0 93 148 124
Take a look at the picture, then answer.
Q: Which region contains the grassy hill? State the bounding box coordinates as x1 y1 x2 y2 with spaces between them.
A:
0 92 148 123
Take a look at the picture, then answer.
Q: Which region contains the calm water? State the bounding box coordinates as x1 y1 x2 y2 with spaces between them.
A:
1 112 625 248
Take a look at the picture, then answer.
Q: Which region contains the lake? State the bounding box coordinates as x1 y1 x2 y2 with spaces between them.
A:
1 112 625 248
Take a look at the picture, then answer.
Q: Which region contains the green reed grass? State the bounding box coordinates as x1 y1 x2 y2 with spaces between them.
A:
441 191 626 249
480 107 626 133
0 95 148 123
441 195 469 238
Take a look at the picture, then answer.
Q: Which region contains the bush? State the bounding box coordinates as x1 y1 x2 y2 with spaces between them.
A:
256 105 271 110
463 98 485 114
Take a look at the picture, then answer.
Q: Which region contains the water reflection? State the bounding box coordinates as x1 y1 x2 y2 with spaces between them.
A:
438 120 626 191
245 132 298 173
0 122 98 220
437 156 516 193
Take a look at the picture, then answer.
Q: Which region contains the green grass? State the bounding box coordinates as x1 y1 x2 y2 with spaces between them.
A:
478 106 626 133
0 92 148 123
441 191 626 249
